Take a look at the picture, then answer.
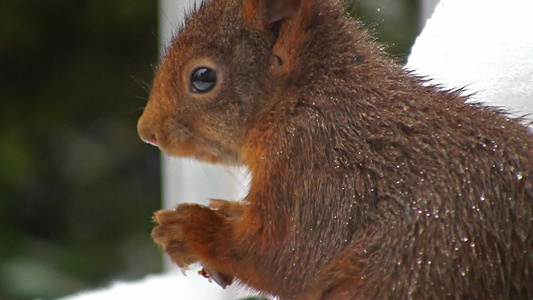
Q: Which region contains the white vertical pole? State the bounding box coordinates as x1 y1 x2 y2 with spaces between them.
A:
159 1 248 298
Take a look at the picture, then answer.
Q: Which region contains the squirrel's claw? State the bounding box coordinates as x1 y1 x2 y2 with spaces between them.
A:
199 267 234 289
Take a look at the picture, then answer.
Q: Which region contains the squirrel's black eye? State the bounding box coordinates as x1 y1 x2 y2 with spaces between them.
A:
190 67 217 93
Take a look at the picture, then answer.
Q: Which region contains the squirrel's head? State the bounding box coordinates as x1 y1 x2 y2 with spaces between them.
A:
137 0 313 164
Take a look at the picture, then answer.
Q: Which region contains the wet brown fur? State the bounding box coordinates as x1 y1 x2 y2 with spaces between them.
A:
137 0 533 299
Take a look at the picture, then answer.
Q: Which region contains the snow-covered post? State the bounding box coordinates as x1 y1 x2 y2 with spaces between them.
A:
421 0 439 27
408 0 533 121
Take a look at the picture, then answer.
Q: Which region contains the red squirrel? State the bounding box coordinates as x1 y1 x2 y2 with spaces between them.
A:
137 0 533 298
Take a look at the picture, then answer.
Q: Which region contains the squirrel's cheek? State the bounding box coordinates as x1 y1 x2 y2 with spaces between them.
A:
160 140 196 158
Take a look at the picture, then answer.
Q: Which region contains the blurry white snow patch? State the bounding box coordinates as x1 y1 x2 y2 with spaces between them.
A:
59 270 250 300
408 0 533 121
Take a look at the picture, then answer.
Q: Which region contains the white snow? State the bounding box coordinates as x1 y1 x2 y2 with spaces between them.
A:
59 270 250 300
61 0 533 299
407 0 533 122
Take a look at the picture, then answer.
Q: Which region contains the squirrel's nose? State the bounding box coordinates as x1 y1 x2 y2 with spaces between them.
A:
143 135 158 147
137 115 158 147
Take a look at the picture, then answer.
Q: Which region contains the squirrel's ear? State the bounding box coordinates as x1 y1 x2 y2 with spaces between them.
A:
244 0 312 73
263 0 301 26
243 0 309 30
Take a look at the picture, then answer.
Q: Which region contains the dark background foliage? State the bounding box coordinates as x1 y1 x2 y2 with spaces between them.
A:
0 1 421 299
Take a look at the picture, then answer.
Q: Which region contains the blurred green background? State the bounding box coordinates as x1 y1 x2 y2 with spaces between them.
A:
0 0 421 299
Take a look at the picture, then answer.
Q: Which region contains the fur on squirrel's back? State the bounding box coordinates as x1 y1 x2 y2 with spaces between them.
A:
239 1 533 298
144 0 533 298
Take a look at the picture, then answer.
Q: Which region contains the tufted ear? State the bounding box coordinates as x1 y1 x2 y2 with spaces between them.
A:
243 0 310 30
243 0 312 73
263 0 301 26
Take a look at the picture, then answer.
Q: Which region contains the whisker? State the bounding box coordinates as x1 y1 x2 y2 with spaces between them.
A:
131 75 152 93
124 105 147 117
133 94 149 102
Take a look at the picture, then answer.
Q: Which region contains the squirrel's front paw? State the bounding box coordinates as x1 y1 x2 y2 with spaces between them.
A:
152 203 227 270
152 207 197 269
